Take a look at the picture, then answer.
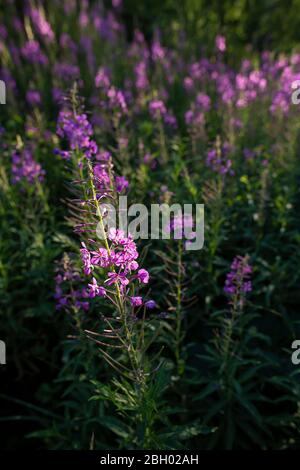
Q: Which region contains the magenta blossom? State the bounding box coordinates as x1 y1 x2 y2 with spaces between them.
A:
137 269 149 284
130 296 143 307
105 272 130 286
216 35 226 52
115 175 129 193
80 242 92 275
224 255 252 306
88 277 106 298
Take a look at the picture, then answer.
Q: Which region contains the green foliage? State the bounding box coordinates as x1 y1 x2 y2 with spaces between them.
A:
1 0 300 451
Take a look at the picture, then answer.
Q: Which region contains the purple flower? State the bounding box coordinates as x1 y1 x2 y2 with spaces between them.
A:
206 143 234 175
80 242 92 275
216 35 226 52
135 60 149 90
54 258 91 312
88 277 106 298
145 300 156 309
26 90 41 107
128 260 139 271
91 247 111 267
137 269 149 284
55 106 155 313
56 111 98 159
95 67 111 90
93 164 110 189
96 150 112 161
152 41 166 61
56 297 68 310
105 272 129 286
21 40 48 65
107 86 127 114
115 175 129 193
54 63 80 81
224 255 252 303
149 100 166 118
30 8 54 42
196 93 211 111
130 296 143 307
11 148 45 184
185 109 204 127
184 77 194 90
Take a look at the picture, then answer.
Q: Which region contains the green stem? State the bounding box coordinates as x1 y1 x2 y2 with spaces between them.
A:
175 241 184 375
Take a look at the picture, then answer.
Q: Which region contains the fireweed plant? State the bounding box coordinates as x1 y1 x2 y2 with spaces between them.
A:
1 0 300 451
54 100 174 449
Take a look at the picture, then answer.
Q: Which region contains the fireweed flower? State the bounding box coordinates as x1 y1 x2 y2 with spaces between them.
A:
149 99 177 130
55 108 154 312
56 110 98 160
53 63 80 81
149 100 167 119
91 247 110 268
206 143 234 175
93 164 110 191
184 77 194 91
136 269 149 284
185 108 204 128
21 40 48 65
95 67 111 90
55 256 90 312
135 60 149 91
107 86 127 115
145 300 156 309
60 32 77 54
105 272 130 287
80 193 150 304
11 147 45 184
26 90 41 107
115 176 129 193
88 278 106 298
185 92 210 135
29 8 55 43
130 296 143 307
224 255 252 309
151 40 166 61
196 92 211 111
96 150 112 161
215 35 226 52
80 242 92 275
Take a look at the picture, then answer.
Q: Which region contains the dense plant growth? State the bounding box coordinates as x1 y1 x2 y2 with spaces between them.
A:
1 0 300 450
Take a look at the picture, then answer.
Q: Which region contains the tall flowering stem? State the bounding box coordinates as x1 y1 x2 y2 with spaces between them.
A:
55 99 156 390
219 255 253 403
85 158 138 373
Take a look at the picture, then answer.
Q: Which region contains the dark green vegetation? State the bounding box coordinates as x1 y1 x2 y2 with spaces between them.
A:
1 0 300 450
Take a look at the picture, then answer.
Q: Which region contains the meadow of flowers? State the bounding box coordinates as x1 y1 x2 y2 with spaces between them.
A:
1 0 300 451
